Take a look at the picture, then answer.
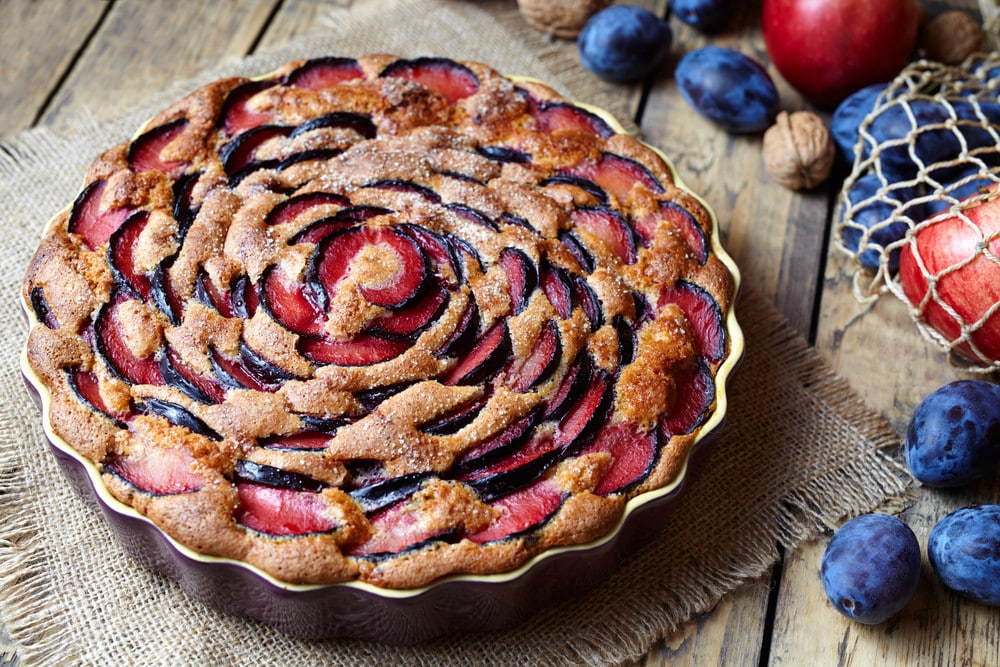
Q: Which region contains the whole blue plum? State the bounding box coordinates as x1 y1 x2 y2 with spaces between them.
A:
840 173 911 272
831 84 888 164
670 0 735 31
821 514 921 624
675 46 778 133
870 100 968 181
929 505 1000 606
905 380 1000 487
577 6 672 83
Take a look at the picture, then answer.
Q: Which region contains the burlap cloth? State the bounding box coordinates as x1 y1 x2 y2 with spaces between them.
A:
0 1 911 664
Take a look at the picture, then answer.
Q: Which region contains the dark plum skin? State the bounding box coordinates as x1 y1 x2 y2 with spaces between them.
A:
577 6 672 83
675 46 778 133
821 514 921 625
670 0 736 30
905 380 1000 488
831 83 887 164
929 505 1000 606
840 173 911 272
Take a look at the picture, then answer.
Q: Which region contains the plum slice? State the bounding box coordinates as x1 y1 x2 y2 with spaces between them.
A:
465 477 565 544
439 296 480 358
346 498 456 558
94 292 163 386
504 319 561 393
544 353 593 421
172 171 202 236
259 264 325 337
194 271 257 320
235 483 338 536
540 262 573 320
476 145 531 164
399 225 461 287
458 429 560 490
349 471 432 514
444 321 511 386
276 149 345 172
291 111 377 140
570 206 638 265
363 178 441 203
150 259 184 326
531 101 615 138
445 203 499 232
446 235 486 280
67 180 131 251
108 211 152 299
583 420 660 496
540 173 609 206
658 280 726 362
219 79 278 135
299 332 409 367
210 343 298 393
159 346 225 404
499 247 538 316
126 118 189 177
559 232 596 275
661 357 715 438
289 205 391 246
220 124 292 178
139 398 222 441
564 153 665 204
554 368 614 453
260 431 333 451
313 226 428 308
234 459 324 492
104 448 203 496
419 393 489 436
67 367 128 426
369 285 448 338
29 286 59 329
378 57 479 104
265 191 350 226
614 315 637 366
453 408 541 473
570 273 604 331
354 381 417 411
285 56 365 90
634 201 708 262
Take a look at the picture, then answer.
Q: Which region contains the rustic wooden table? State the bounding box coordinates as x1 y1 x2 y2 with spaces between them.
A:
2 0 997 664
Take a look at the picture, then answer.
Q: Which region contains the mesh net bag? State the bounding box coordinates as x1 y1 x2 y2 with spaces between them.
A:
835 54 1000 373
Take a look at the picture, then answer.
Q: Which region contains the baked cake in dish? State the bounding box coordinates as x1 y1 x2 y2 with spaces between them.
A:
22 55 738 590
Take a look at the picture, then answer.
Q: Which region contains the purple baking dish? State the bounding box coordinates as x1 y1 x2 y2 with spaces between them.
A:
20 86 744 644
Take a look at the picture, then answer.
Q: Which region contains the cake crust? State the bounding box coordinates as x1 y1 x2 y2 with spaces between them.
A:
23 55 735 588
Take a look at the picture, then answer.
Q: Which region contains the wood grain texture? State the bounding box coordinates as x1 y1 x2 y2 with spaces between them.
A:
37 0 279 134
0 0 106 139
636 579 772 666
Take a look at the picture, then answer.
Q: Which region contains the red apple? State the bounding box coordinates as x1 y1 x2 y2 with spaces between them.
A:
761 0 920 108
899 189 1000 365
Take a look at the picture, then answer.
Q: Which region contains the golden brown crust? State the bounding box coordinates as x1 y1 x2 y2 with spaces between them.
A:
22 55 735 588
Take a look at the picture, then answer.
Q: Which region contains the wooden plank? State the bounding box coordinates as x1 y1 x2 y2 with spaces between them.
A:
640 8 830 338
37 0 279 135
636 578 772 666
0 0 106 139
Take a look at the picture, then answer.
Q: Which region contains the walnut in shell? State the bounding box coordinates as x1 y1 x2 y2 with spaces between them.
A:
762 111 835 191
518 0 612 38
919 10 985 66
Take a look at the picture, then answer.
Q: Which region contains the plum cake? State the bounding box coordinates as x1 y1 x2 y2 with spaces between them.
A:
23 55 737 588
